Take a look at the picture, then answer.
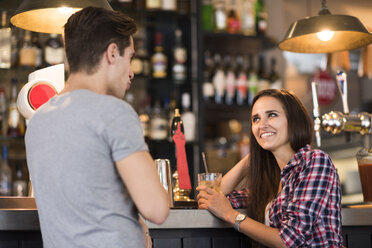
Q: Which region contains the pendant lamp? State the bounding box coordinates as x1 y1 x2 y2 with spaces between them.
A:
10 0 112 34
278 0 372 53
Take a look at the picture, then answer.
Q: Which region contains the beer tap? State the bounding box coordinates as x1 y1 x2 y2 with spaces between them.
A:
311 82 322 147
311 75 372 142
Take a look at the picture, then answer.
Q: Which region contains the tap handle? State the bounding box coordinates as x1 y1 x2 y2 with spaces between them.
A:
336 70 350 115
336 70 351 142
311 82 321 147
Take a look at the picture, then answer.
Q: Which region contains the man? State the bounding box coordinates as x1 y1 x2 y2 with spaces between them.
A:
25 7 169 248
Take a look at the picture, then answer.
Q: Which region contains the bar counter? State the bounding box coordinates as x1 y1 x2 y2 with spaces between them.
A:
0 197 371 247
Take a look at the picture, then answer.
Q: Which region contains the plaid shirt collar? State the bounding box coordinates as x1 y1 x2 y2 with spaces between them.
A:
281 144 311 180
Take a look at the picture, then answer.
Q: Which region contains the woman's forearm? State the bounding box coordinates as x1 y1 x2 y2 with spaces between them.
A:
221 155 250 195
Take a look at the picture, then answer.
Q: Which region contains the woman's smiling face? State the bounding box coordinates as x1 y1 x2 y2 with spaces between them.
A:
251 96 291 153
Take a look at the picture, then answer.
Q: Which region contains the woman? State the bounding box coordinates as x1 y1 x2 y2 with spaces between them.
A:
197 89 343 247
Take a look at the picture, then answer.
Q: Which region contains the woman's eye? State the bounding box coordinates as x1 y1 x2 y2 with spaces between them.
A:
268 112 277 117
252 117 259 123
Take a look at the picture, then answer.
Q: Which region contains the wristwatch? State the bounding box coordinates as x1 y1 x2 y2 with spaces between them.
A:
234 213 247 232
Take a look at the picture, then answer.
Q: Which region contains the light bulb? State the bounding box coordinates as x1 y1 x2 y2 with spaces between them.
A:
316 30 334 41
58 7 76 15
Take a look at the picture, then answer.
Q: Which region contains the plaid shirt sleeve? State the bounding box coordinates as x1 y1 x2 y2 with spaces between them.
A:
277 151 339 247
226 188 249 209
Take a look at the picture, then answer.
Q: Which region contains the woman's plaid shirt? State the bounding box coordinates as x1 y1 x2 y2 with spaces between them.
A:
227 145 344 247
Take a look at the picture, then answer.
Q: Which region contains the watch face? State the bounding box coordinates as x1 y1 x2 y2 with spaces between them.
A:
237 214 246 221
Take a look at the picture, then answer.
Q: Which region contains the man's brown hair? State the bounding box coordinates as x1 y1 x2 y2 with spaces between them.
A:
64 7 137 74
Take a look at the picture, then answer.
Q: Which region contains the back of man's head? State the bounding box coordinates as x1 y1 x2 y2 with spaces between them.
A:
64 7 137 74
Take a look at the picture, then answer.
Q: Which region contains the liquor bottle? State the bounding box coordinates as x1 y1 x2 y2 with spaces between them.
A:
224 54 236 105
0 11 11 69
146 0 161 9
172 29 187 84
7 79 23 137
149 100 168 140
202 50 215 103
235 55 247 105
131 39 150 76
151 32 167 79
257 54 270 92
12 163 27 196
240 0 256 35
19 30 36 68
202 0 214 31
10 28 20 68
138 96 151 138
31 32 43 68
44 34 64 66
247 54 258 105
177 0 190 14
212 53 225 104
0 88 6 136
227 0 240 34
268 57 282 89
214 0 227 32
181 93 195 142
254 0 268 35
162 0 177 11
0 145 11 196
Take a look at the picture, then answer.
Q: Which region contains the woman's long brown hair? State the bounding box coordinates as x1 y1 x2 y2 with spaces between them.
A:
247 89 313 247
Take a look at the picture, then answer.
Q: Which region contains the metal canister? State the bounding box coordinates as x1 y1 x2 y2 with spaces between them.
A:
154 159 174 207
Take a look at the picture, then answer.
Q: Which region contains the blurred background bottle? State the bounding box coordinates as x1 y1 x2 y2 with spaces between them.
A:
44 34 64 66
146 0 161 9
227 0 240 34
151 32 167 79
235 55 247 105
224 54 236 105
19 30 36 68
0 88 7 136
7 78 24 137
254 0 268 35
0 145 11 196
214 0 227 32
0 11 11 69
150 100 168 140
172 29 187 84
240 0 256 35
202 50 215 103
12 163 27 196
202 0 214 31
212 53 225 104
181 93 195 142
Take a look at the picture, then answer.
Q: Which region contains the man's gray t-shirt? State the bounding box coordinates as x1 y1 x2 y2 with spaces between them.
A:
25 90 148 248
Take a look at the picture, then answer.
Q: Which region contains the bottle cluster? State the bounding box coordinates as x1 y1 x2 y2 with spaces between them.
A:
202 51 282 105
0 145 28 196
0 11 65 70
202 0 267 35
137 92 195 142
131 28 188 85
111 0 190 14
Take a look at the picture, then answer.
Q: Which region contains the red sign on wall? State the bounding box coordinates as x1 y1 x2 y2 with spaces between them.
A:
312 70 336 105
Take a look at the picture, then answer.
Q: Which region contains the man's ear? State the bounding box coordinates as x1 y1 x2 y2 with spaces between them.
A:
105 43 119 64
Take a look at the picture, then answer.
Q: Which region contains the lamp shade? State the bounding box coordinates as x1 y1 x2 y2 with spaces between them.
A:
10 0 112 34
278 14 372 53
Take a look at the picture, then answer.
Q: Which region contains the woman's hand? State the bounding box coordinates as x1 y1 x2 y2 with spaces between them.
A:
196 185 238 224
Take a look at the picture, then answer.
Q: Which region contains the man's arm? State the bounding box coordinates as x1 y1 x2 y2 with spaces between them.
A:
116 151 170 224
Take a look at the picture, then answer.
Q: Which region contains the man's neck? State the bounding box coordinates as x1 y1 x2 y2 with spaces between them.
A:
59 70 106 95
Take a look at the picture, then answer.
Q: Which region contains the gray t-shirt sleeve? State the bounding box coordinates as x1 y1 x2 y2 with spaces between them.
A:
103 105 148 162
